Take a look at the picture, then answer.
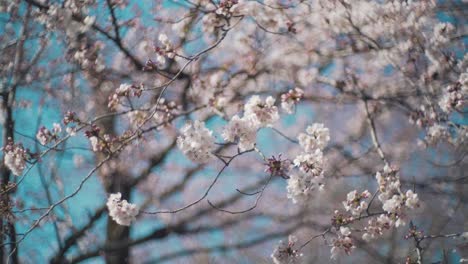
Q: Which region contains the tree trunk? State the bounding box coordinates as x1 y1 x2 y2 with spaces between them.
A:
94 85 132 264
1 90 19 264
105 184 131 264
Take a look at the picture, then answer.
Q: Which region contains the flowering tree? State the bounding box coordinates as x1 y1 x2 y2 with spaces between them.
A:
0 0 467 263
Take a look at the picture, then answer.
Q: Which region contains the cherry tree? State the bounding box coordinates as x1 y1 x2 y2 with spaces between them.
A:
0 0 467 263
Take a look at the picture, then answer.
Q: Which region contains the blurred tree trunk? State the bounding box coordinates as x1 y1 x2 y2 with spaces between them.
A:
105 184 131 264
94 84 132 264
0 6 30 261
0 90 18 264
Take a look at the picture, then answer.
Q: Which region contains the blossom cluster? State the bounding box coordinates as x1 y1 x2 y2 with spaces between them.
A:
362 214 393 242
331 227 354 260
36 123 62 145
108 83 143 110
244 95 279 127
37 4 95 43
281 88 304 114
271 235 302 264
152 99 181 128
177 120 216 163
222 95 279 151
106 192 140 226
84 125 120 153
322 165 421 260
287 149 325 202
439 71 468 113
376 165 420 228
342 190 371 216
201 0 243 33
84 125 103 152
175 97 329 210
287 123 330 204
154 33 175 67
297 123 330 153
222 115 257 151
276 164 421 262
3 140 28 176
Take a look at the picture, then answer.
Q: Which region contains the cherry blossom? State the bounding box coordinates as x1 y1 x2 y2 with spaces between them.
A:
331 227 355 260
36 123 62 145
244 95 279 127
177 120 216 163
293 149 325 177
362 215 392 242
297 123 330 153
271 235 303 264
281 88 304 114
404 190 419 209
222 115 258 151
106 193 140 226
342 190 371 216
3 141 27 176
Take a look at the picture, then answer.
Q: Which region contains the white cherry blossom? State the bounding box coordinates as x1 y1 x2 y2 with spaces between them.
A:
106 192 140 226
177 120 216 163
